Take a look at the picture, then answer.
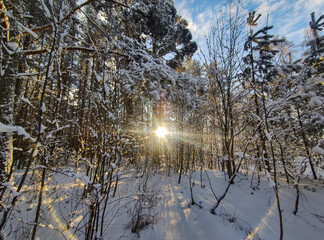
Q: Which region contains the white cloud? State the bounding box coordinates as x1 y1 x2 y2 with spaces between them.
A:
176 0 197 33
278 0 324 43
195 8 214 38
285 27 307 43
295 0 324 15
256 0 287 26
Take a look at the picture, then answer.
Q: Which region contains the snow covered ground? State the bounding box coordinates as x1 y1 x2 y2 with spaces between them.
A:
139 171 324 240
3 169 324 240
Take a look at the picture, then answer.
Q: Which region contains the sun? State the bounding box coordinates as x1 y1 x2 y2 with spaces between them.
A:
155 126 168 138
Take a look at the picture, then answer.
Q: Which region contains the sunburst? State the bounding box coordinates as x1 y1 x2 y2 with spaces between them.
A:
155 126 168 138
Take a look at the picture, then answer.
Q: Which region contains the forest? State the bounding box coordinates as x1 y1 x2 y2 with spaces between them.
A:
0 0 323 239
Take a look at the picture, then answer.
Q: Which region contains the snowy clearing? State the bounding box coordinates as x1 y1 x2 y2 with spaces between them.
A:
3 169 324 240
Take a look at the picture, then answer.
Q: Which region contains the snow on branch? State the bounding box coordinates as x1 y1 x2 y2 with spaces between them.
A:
0 122 35 141
22 46 128 57
20 0 133 36
0 182 20 198
312 146 324 155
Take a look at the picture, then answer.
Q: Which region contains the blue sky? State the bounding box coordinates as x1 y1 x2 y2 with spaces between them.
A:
174 0 324 55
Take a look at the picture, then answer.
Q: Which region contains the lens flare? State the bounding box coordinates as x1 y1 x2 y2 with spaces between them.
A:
155 126 168 138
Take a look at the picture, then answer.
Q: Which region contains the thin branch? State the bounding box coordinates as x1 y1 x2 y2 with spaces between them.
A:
22 0 96 35
22 47 128 58
203 168 219 202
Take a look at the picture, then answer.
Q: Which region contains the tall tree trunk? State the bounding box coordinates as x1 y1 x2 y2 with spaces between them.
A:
178 111 184 184
296 107 317 179
0 77 15 184
0 0 14 185
31 167 46 240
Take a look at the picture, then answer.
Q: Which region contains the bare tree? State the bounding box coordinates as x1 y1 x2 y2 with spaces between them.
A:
201 0 246 179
